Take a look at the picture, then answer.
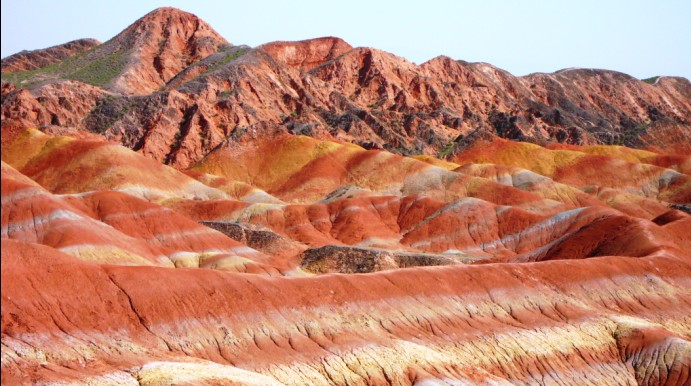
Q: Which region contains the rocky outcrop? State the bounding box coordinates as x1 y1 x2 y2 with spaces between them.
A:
201 221 291 250
300 245 459 273
201 221 306 264
1 80 107 129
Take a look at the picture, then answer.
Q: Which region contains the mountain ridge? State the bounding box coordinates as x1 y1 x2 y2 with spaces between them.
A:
2 6 689 165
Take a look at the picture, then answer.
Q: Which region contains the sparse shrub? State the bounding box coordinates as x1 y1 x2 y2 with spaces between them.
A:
438 141 455 158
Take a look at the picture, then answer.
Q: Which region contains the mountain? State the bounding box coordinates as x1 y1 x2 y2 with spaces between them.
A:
1 7 228 95
1 7 690 385
3 9 691 167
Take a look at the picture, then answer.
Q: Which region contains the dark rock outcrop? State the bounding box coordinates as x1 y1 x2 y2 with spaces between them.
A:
300 245 460 273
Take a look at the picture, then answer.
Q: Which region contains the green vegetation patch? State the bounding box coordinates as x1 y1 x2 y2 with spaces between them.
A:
65 50 128 87
218 89 235 99
437 141 455 158
642 76 659 85
1 47 128 88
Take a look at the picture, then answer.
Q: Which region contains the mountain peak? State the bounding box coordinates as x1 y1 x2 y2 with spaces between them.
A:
131 7 209 30
141 6 190 16
0 7 229 95
103 7 229 94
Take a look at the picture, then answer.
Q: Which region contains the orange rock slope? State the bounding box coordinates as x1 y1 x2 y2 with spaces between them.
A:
2 6 691 386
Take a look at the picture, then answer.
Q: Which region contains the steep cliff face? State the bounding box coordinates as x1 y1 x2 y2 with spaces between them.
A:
1 7 690 386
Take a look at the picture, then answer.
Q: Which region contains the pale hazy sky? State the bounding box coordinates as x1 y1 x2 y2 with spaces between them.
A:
2 0 690 79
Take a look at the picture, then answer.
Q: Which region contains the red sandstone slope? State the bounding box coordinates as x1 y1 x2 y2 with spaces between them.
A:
105 7 229 95
450 134 691 204
191 133 688 217
170 193 688 266
1 129 225 202
3 239 690 384
1 161 278 273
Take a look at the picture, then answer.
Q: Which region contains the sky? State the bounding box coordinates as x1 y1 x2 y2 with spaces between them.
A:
2 0 690 79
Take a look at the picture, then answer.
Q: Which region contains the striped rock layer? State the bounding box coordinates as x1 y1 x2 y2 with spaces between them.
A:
2 124 690 385
2 240 690 385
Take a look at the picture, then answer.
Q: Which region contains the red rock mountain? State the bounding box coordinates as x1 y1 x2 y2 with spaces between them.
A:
1 8 228 95
1 7 690 385
3 8 690 167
